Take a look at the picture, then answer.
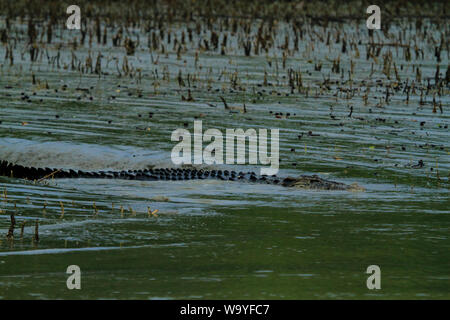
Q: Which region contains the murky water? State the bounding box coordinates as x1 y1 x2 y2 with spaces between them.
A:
0 16 449 299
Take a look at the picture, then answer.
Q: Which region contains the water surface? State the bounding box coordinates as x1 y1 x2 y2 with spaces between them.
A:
0 17 448 299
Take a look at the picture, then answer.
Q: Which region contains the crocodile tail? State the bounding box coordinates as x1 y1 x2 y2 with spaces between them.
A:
0 160 55 180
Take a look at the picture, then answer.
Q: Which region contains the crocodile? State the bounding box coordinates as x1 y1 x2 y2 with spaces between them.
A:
0 160 364 191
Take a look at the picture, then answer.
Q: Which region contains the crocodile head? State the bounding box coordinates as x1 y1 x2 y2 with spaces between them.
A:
282 175 364 191
346 182 365 192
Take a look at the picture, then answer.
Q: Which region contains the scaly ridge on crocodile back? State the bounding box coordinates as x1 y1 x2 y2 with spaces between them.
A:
0 160 364 191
